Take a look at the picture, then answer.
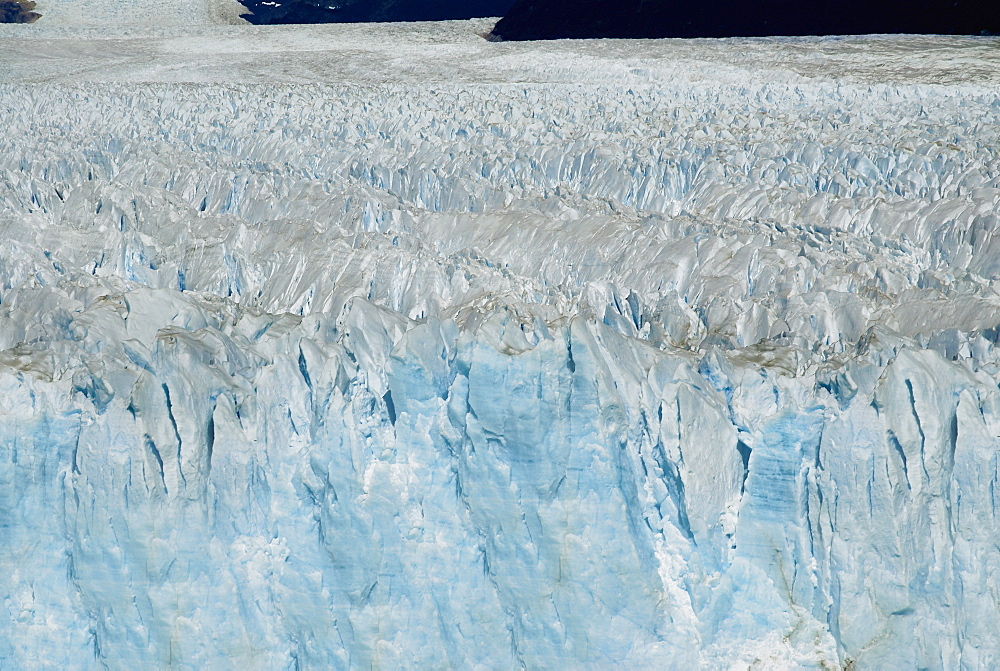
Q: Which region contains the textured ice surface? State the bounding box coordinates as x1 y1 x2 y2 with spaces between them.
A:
1 20 1000 669
18 0 246 30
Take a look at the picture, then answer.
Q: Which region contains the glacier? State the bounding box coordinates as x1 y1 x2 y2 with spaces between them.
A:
1 18 1000 669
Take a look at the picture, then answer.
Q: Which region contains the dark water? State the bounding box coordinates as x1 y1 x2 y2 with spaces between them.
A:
490 0 1000 40
240 0 514 25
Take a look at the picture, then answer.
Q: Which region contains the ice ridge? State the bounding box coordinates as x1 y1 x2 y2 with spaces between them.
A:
0 77 999 668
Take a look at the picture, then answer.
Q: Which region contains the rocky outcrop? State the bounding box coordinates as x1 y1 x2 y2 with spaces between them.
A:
0 0 39 23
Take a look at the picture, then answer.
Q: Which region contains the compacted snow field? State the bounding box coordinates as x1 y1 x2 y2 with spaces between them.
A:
1 16 1000 670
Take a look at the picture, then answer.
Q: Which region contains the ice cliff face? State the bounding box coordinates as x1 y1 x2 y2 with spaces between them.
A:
1 41 1000 669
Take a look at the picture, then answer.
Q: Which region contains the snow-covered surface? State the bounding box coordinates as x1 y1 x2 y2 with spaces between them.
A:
2 18 1000 669
19 0 247 29
3 18 1000 85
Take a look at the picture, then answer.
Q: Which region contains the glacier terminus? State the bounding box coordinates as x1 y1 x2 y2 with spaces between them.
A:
1 15 1000 670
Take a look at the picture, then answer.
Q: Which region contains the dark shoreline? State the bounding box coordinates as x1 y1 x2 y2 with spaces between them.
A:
238 0 514 26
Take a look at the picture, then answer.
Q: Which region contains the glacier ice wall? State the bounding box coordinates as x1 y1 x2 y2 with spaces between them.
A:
1 79 999 668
